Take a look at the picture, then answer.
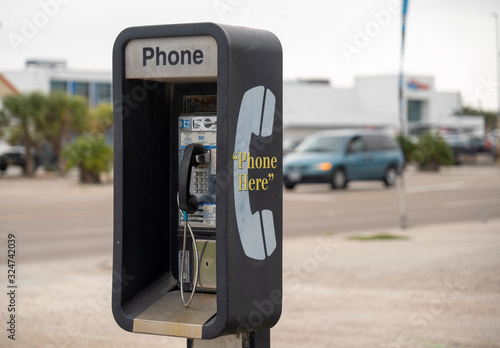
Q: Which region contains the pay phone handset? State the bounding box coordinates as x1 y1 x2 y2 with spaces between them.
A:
178 114 217 306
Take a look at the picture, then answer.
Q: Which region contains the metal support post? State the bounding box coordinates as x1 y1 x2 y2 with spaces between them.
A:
187 330 271 348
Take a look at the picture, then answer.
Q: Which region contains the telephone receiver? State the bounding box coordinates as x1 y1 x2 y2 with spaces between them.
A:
233 86 277 261
179 143 207 214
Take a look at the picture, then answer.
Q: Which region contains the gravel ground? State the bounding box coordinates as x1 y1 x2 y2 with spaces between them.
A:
1 218 499 348
278 220 500 348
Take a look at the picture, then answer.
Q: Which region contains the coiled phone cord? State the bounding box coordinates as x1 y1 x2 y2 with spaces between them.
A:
179 209 200 307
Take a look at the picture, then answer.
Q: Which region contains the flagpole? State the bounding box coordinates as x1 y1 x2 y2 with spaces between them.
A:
398 0 409 230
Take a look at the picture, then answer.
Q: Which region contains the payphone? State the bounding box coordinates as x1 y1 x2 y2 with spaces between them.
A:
112 23 282 341
178 107 218 304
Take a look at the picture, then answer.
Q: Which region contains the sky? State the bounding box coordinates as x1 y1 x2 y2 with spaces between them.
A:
1 0 500 111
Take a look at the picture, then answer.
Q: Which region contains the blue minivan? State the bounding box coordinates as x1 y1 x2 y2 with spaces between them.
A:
283 130 404 190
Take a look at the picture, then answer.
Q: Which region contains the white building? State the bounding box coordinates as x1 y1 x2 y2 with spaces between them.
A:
2 62 484 138
283 75 484 140
3 60 112 108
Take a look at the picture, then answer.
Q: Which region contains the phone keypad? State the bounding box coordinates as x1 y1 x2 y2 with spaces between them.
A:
192 169 209 194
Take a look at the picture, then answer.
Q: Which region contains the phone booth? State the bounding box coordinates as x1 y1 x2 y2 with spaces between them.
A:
112 23 283 342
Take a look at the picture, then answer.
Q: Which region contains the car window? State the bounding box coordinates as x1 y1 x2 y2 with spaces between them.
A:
364 134 397 151
444 134 469 147
346 136 364 153
296 135 347 153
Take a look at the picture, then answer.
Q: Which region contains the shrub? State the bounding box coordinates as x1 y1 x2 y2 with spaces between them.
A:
63 134 113 183
396 134 417 164
414 132 454 170
397 132 454 171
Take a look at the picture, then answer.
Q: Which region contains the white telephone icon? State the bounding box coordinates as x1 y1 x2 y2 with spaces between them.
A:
233 86 277 260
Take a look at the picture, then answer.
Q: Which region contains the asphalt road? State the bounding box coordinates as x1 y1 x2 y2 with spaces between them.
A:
284 165 500 237
0 165 499 262
0 165 499 348
0 171 113 262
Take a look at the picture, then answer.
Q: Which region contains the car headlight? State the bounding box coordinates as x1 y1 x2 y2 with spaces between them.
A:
313 162 333 171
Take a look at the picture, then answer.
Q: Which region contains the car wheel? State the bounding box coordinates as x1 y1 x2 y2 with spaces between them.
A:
283 180 296 190
0 156 7 172
383 166 397 187
331 168 347 189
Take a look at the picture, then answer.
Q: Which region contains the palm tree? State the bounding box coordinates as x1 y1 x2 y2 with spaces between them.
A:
89 103 113 133
45 92 88 170
1 92 47 176
1 92 112 181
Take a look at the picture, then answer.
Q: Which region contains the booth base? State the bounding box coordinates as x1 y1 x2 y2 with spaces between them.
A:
133 291 217 339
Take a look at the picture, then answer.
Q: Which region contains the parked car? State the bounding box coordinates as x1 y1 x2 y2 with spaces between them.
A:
486 129 499 153
0 142 9 172
492 135 498 160
0 142 39 172
283 130 404 190
283 137 303 156
467 134 486 153
441 133 476 164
